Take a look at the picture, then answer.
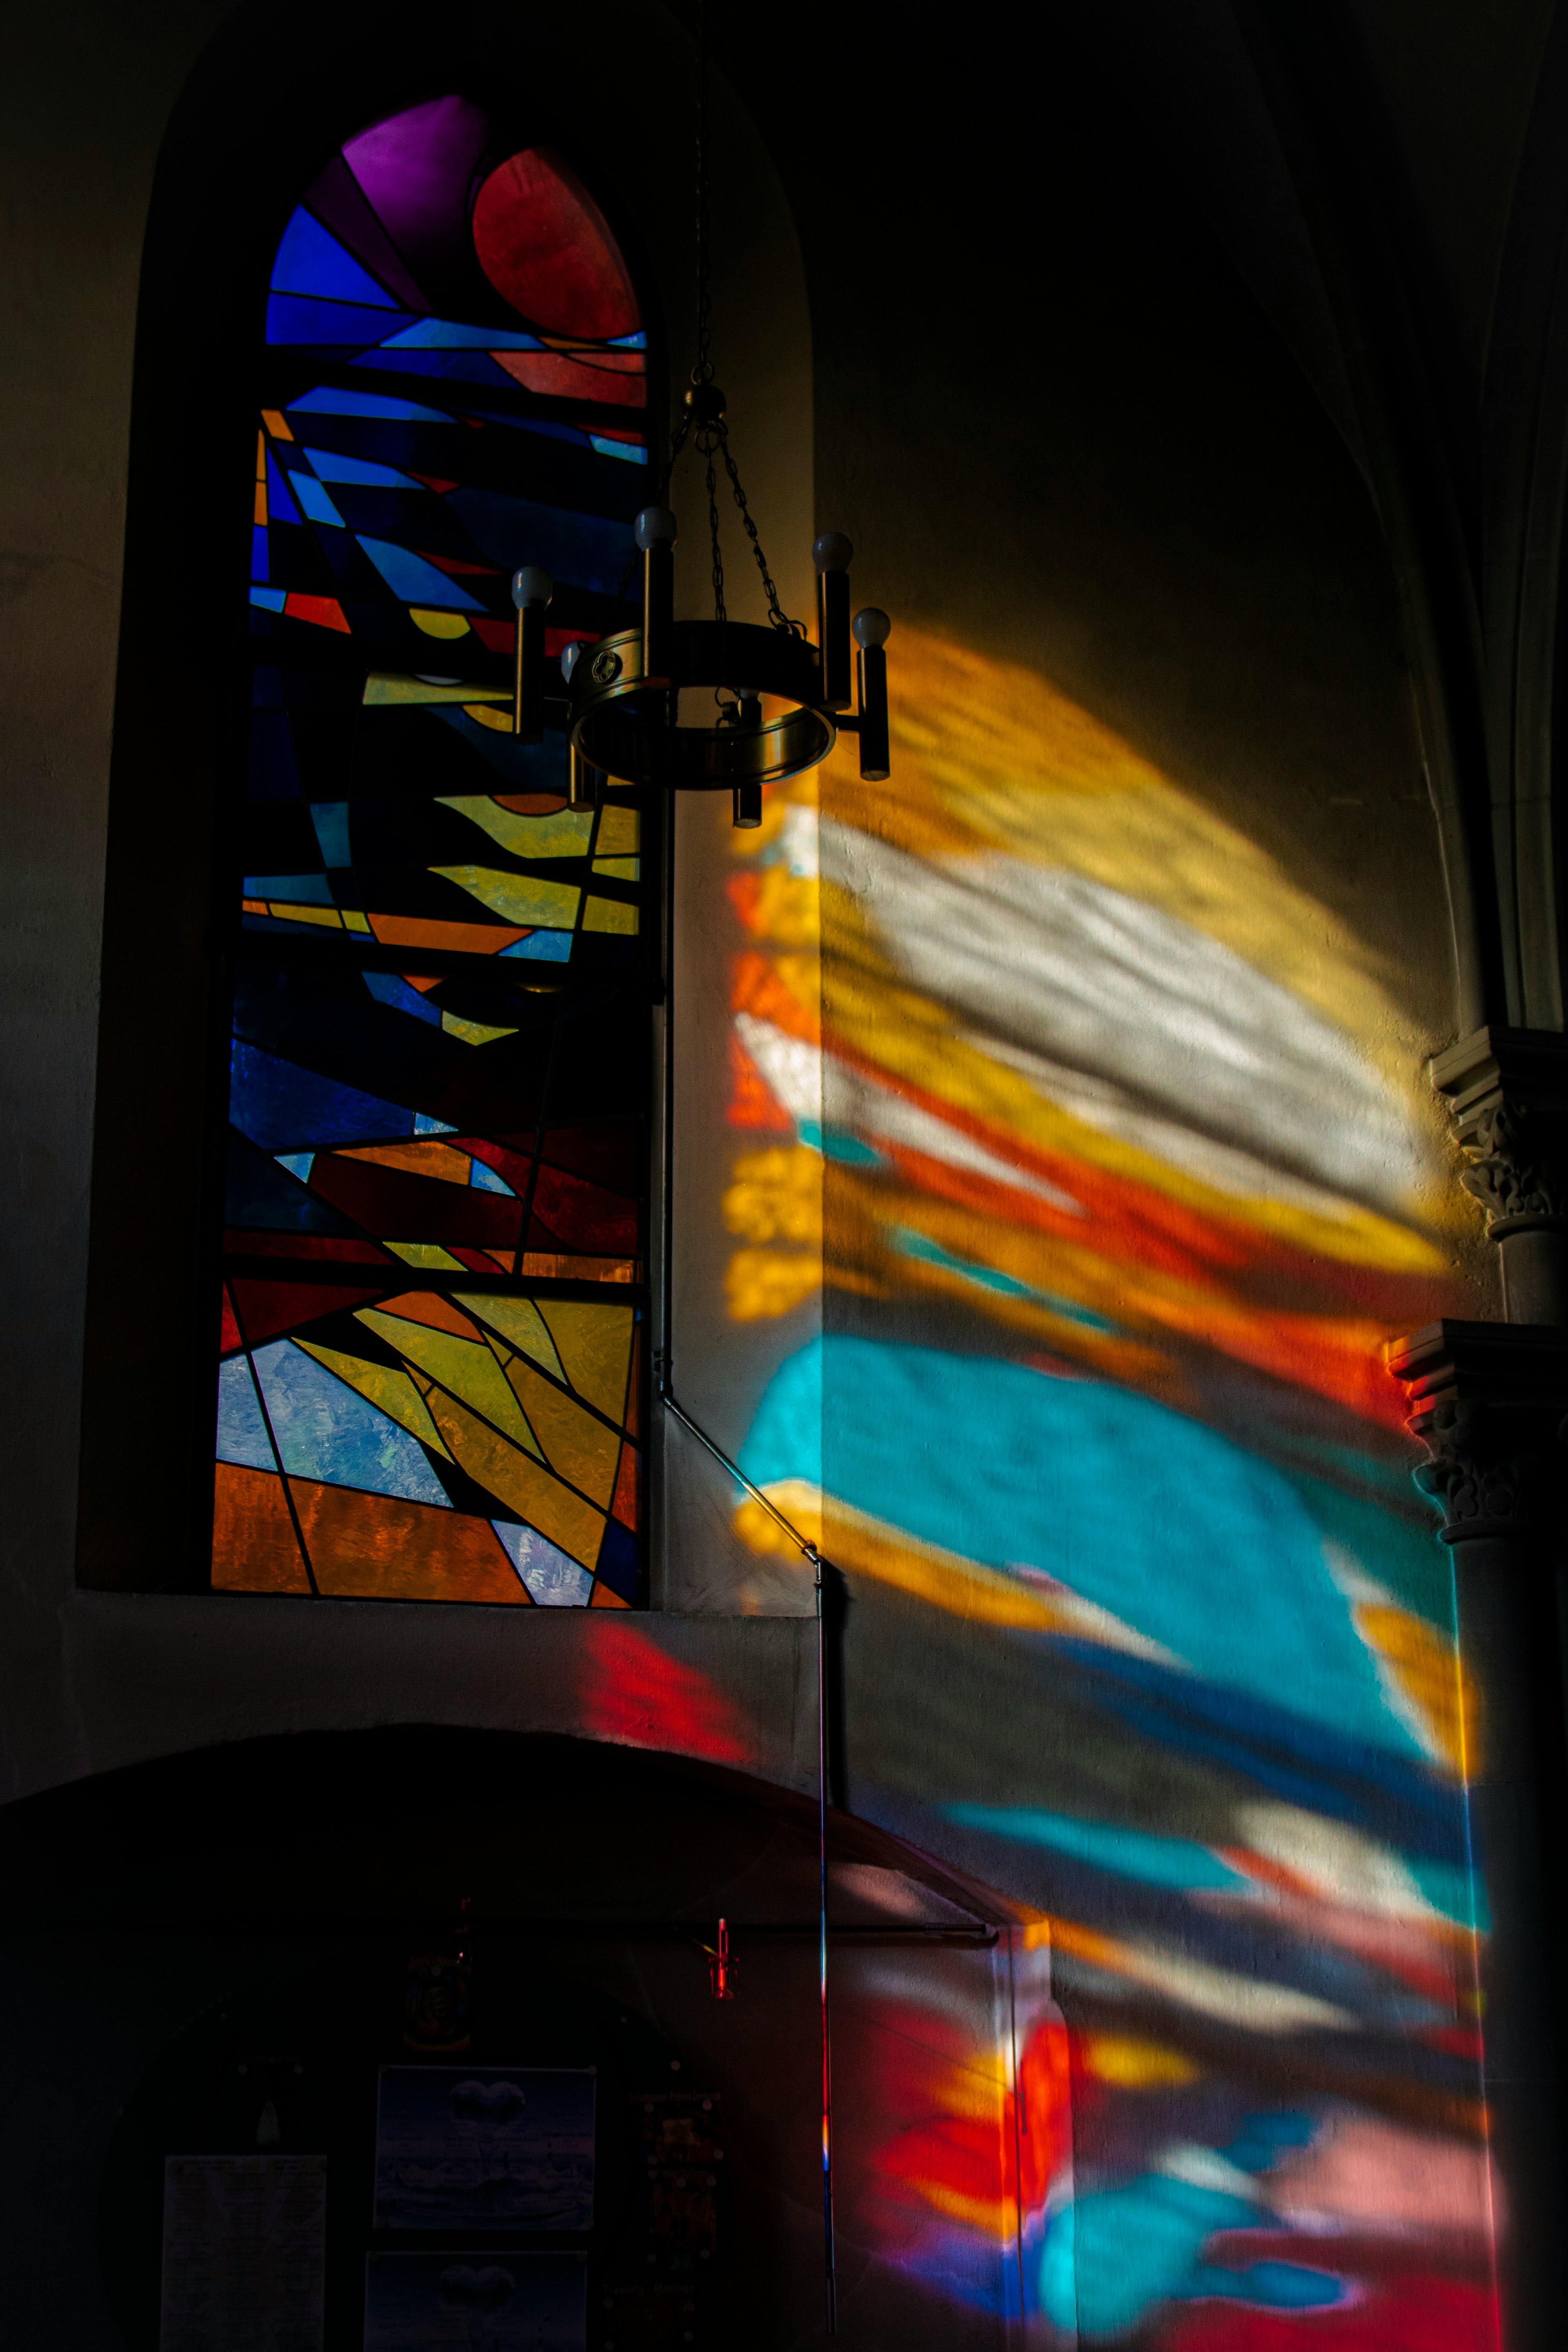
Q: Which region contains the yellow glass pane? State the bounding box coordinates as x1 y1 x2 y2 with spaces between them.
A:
454 1293 566 1380
595 806 640 855
341 908 371 934
505 1358 619 1506
583 896 638 934
425 1389 606 1565
592 857 639 880
441 1012 519 1046
437 798 594 859
268 901 342 928
357 1308 541 1453
463 702 514 733
383 1242 466 1270
537 1300 635 1418
410 607 470 638
363 673 507 706
295 1340 452 1458
430 865 582 927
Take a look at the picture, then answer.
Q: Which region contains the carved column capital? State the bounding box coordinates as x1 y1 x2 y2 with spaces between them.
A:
1432 1026 1568 1233
1431 1029 1568 1322
1387 1320 1568 1543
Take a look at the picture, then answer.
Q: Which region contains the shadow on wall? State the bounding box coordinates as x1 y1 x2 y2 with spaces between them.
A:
718 629 1499 2345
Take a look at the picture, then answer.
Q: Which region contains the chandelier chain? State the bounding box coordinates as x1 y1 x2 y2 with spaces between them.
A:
694 0 714 388
704 435 727 624
722 432 804 636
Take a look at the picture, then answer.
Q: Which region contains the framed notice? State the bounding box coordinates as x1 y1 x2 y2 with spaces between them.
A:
159 2154 325 2351
364 2252 587 2350
374 2067 595 2232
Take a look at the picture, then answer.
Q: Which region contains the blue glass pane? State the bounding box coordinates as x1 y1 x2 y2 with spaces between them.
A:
304 448 423 489
492 1520 593 1604
229 1040 418 1152
249 586 287 612
244 873 334 904
379 319 544 350
501 931 574 961
355 537 486 607
253 1338 452 1505
310 803 352 865
349 348 525 391
290 472 346 528
225 1130 354 1231
607 332 648 349
216 1356 274 1469
267 294 414 345
271 206 403 309
469 1159 515 1194
444 488 634 595
249 711 300 799
265 449 302 525
461 412 589 446
595 1516 639 1598
288 386 453 424
363 972 442 1026
252 526 268 582
590 436 648 464
428 707 570 786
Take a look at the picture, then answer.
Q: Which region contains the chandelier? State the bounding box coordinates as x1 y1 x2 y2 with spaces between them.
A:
506 10 891 829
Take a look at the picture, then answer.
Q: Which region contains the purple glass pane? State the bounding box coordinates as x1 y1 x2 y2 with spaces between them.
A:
342 97 493 285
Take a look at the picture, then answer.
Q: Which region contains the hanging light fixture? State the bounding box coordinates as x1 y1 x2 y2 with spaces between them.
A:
508 2 891 829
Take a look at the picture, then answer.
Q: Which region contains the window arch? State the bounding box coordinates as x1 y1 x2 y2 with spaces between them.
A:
216 96 652 1607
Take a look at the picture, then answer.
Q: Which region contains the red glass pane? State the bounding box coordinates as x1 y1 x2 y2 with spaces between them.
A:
472 147 641 339
528 1164 638 1251
539 1125 641 1188
229 1277 388 1347
308 1157 524 1247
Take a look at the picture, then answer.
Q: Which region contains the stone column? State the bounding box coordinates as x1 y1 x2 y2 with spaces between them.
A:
1389 1309 1568 2350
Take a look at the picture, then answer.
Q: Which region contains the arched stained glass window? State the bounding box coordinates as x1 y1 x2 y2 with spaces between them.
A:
217 97 652 1608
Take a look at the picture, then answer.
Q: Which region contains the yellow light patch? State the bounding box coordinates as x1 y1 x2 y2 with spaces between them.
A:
1082 2035 1200 2089
410 607 470 638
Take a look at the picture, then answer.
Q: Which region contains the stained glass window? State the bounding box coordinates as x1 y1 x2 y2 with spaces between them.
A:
218 97 651 1607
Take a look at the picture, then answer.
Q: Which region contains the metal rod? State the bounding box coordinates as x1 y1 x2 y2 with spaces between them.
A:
856 641 889 780
1008 1927 1027 2335
818 1550 838 2334
818 568 852 709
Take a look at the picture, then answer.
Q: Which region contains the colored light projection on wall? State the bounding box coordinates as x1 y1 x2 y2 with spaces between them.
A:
721 630 1499 2343
218 100 649 1605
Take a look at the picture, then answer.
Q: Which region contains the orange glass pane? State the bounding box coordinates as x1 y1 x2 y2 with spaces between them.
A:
212 1463 311 1593
293 1479 526 1602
